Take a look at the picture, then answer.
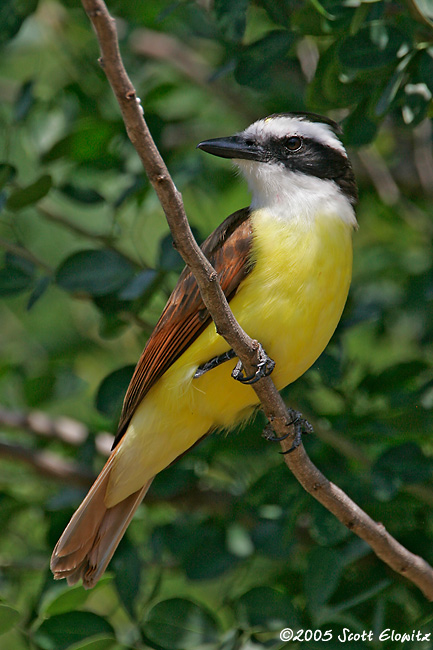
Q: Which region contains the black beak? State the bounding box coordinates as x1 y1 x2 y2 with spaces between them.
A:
197 135 266 162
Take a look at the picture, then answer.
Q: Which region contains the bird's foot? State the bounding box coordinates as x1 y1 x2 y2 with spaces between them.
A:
231 344 275 385
262 409 313 454
194 349 237 378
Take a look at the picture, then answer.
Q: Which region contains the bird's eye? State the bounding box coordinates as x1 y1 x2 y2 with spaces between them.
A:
285 136 302 152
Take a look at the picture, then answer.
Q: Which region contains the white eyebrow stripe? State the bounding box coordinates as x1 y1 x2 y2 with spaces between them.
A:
242 116 347 156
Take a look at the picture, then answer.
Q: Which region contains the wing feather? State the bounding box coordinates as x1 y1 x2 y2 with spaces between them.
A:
113 207 253 447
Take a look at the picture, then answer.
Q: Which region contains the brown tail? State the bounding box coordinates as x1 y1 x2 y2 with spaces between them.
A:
50 454 153 589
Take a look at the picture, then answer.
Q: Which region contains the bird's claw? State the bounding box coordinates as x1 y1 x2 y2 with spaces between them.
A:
231 344 275 385
262 409 313 453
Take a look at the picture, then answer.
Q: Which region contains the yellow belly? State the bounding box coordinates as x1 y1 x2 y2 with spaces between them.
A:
106 209 353 506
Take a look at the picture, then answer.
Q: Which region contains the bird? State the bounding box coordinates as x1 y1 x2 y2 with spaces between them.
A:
51 112 358 589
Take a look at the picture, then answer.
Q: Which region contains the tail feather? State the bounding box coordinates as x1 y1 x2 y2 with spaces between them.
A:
51 454 153 589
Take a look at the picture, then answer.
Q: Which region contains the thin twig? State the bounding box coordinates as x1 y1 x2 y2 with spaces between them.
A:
356 149 433 236
413 119 433 197
357 149 400 206
38 203 141 268
0 237 53 274
80 0 433 600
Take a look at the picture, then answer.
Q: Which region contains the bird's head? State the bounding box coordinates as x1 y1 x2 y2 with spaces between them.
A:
197 113 358 220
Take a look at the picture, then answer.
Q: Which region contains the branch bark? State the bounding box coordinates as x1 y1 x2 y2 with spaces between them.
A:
80 0 433 600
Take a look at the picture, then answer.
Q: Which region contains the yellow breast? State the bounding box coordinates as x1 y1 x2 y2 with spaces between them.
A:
107 208 354 505
235 208 353 389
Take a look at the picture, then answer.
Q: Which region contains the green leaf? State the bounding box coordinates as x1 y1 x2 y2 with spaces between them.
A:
250 517 293 559
113 175 146 208
95 365 135 419
40 585 90 617
117 269 158 300
0 0 38 46
24 373 56 407
6 174 52 211
402 82 431 125
27 276 51 310
373 442 433 494
419 47 433 94
34 612 114 650
376 54 414 116
158 226 202 273
315 350 343 387
143 598 220 650
14 79 35 122
41 120 116 166
291 2 326 36
338 25 407 70
0 267 33 297
411 0 433 26
156 518 238 580
234 31 296 89
112 538 141 617
305 547 344 612
309 0 335 20
0 163 17 190
259 0 292 26
359 360 428 394
151 465 196 499
343 103 378 146
5 251 35 276
158 233 183 272
0 604 21 635
310 501 350 546
0 494 22 528
236 586 299 631
307 44 367 111
56 250 135 297
66 637 116 650
59 183 104 204
214 0 248 42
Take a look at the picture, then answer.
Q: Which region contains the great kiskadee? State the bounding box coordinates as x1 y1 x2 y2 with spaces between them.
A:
51 112 358 588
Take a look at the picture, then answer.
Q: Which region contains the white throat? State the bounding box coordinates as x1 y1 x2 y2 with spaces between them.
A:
236 159 358 229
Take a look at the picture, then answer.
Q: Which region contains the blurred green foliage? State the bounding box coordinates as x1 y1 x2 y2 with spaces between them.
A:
0 0 433 648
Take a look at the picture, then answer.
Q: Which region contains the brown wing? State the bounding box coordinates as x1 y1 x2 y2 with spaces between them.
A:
113 207 253 448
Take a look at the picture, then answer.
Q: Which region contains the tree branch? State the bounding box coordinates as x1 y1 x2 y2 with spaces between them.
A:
0 440 94 489
0 237 53 274
80 0 433 600
0 406 89 446
0 418 232 510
